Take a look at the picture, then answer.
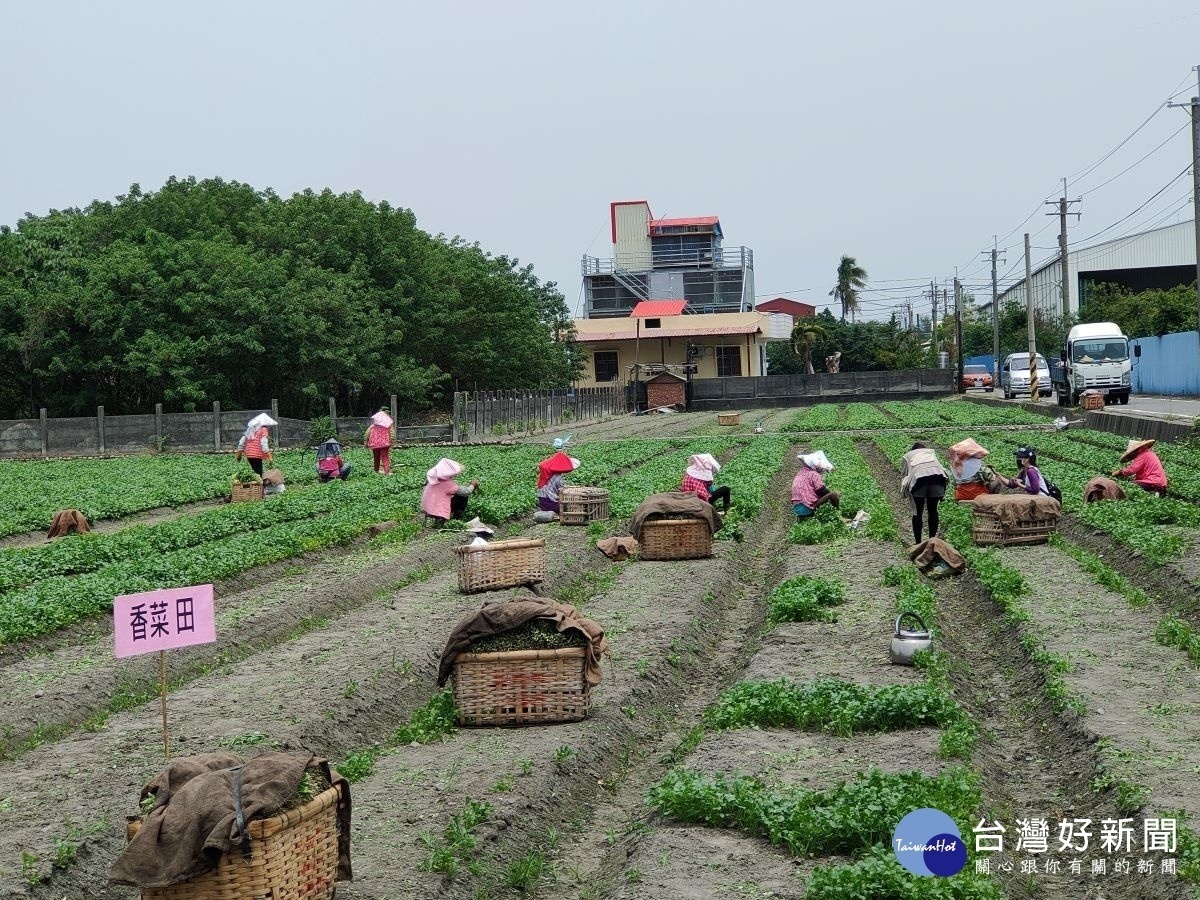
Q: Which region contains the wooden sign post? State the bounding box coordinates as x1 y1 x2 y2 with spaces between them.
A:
113 585 217 758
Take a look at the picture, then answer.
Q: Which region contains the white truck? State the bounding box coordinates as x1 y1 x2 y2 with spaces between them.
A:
1051 321 1133 406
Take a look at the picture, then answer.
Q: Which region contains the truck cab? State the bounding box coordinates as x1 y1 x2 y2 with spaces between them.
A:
1051 322 1132 406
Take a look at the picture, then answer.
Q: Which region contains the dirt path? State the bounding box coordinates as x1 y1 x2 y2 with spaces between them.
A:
0 523 601 897
0 499 226 550
613 538 950 899
0 523 465 758
862 441 1190 899
4 447 797 900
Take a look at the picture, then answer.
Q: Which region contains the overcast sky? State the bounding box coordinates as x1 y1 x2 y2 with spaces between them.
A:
2 1 1197 322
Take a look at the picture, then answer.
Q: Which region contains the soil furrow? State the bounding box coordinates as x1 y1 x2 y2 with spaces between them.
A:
862 440 1192 899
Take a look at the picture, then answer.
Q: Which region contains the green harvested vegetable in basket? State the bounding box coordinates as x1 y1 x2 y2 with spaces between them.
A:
469 619 588 654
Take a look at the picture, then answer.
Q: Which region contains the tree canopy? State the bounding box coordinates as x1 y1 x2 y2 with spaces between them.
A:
829 255 868 322
0 177 580 417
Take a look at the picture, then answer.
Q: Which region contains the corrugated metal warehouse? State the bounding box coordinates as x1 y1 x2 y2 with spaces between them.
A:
994 219 1196 319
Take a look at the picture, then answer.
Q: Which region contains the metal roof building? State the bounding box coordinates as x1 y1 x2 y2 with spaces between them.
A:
994 219 1195 320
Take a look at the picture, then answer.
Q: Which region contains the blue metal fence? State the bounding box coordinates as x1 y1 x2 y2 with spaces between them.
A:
1130 330 1200 397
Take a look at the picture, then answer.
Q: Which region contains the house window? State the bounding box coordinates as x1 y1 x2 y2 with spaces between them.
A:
644 318 661 329
594 350 620 382
715 346 742 377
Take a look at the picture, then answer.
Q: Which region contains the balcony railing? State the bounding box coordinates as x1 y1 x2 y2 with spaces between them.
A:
582 246 753 276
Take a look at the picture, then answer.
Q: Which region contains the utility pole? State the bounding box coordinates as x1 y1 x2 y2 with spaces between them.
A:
954 277 964 393
1169 64 1200 333
983 238 1005 380
1025 233 1038 399
931 285 938 352
1045 179 1081 321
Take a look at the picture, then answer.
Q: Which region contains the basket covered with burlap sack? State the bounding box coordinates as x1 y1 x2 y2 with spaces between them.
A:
111 751 351 900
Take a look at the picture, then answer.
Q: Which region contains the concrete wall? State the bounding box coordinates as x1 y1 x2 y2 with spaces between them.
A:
1130 330 1200 397
686 368 954 410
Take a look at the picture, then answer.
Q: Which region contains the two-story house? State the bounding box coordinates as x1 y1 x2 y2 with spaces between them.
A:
574 200 790 389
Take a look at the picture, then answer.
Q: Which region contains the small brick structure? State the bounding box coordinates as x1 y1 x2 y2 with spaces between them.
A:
644 372 687 410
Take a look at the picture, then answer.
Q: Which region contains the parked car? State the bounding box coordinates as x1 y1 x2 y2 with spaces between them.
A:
1000 352 1052 399
960 364 993 392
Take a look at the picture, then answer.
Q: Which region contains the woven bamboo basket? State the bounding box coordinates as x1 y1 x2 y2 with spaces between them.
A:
971 508 1058 547
125 784 341 900
230 481 263 503
717 413 740 426
456 538 546 593
559 487 610 526
452 646 590 726
640 518 713 560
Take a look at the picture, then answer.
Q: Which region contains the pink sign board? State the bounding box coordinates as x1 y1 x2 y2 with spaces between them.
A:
113 585 216 658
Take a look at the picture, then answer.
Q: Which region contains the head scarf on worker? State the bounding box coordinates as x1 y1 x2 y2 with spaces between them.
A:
317 439 343 459
371 409 394 428
242 413 278 441
947 438 989 481
427 458 464 485
797 451 834 473
685 453 721 480
537 451 580 488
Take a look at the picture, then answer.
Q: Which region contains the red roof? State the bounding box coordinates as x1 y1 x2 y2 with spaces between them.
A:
631 300 687 317
650 216 720 231
576 323 761 342
757 298 817 319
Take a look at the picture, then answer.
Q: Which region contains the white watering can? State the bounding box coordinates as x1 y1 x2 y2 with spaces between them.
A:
889 612 932 665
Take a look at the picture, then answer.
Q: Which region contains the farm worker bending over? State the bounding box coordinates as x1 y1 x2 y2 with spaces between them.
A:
366 408 393 475
900 442 948 544
235 413 276 476
536 451 580 513
316 439 351 482
1112 439 1167 497
999 447 1050 496
422 458 477 525
680 453 731 512
947 438 996 501
792 451 840 518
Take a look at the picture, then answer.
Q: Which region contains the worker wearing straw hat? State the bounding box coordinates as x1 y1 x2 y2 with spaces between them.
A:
1112 439 1167 497
235 413 276 476
792 451 840 518
422 458 478 525
536 451 580 513
680 453 731 512
365 407 394 475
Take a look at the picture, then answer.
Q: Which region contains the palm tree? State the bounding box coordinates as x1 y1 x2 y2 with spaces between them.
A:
791 319 828 375
829 255 868 322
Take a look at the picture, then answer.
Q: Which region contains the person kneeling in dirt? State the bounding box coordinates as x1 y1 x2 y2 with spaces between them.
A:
1111 439 1168 498
422 458 478 525
998 447 1052 497
680 453 731 512
792 451 840 518
900 442 948 544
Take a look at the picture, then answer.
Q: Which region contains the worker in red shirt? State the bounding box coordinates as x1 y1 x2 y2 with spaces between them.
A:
1112 439 1167 497
680 453 731 511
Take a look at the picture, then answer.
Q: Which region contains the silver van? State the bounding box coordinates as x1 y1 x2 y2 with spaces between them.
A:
1000 352 1052 399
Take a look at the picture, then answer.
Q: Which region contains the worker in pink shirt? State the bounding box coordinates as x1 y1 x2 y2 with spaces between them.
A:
1112 439 1167 497
791 451 841 518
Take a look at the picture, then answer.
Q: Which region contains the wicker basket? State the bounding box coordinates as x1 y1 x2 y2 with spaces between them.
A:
971 507 1058 546
640 517 713 560
559 487 611 526
230 481 263 503
456 538 546 593
125 784 341 900
717 413 740 426
452 646 590 726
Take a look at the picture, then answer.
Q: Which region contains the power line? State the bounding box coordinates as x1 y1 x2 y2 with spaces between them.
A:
1068 163 1192 246
1077 120 1190 197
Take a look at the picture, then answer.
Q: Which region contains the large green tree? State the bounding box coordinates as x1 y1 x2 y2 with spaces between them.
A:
829 255 868 322
0 178 580 417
